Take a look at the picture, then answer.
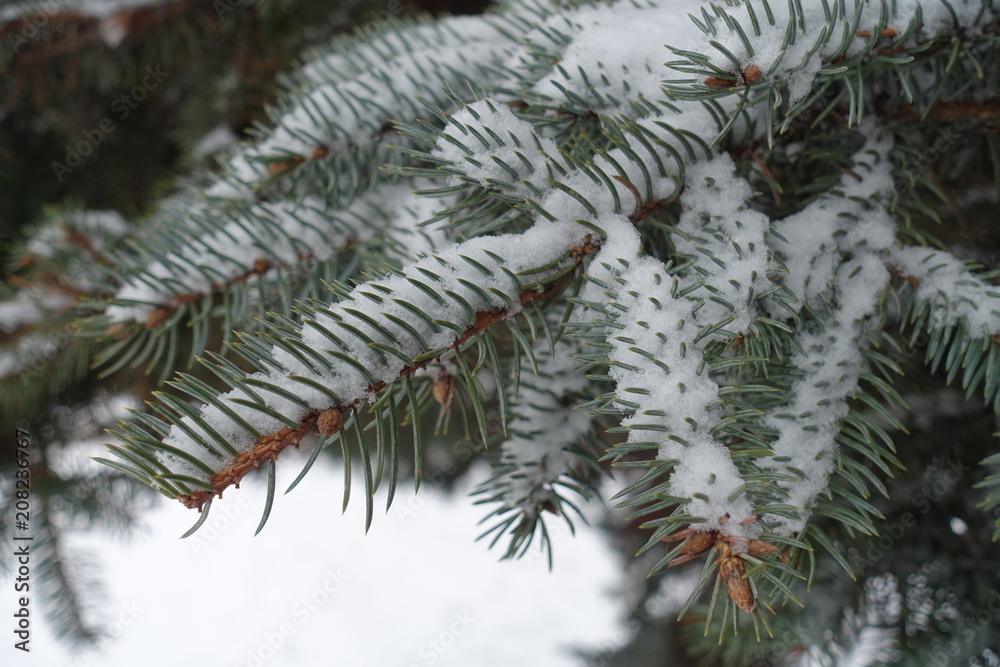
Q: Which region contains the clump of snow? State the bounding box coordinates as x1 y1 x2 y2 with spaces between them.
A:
674 155 772 335
434 100 718 234
889 247 1000 336
569 156 776 530
762 253 890 536
434 101 560 196
580 210 760 529
530 0 708 110
768 129 897 319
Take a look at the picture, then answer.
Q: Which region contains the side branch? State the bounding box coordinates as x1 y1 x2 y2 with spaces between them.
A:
887 100 1000 123
176 236 597 510
138 251 344 331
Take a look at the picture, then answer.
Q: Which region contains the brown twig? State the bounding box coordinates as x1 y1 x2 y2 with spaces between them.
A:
888 264 921 287
135 249 353 331
888 100 1000 123
611 175 668 223
747 149 782 207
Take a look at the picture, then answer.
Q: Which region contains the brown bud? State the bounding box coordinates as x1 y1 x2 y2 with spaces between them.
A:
316 408 343 437
743 64 762 84
312 146 329 160
703 76 736 88
432 375 455 412
840 167 863 182
540 499 561 515
267 156 304 175
145 307 171 330
746 539 781 558
720 556 756 612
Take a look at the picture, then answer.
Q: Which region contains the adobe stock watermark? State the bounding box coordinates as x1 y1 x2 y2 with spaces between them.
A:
51 65 170 182
4 0 62 54
7 326 72 381
58 600 144 667
926 584 1000 666
186 492 253 555
231 567 350 667
583 618 641 667
12 426 33 653
351 0 405 40
406 610 477 667
848 457 970 572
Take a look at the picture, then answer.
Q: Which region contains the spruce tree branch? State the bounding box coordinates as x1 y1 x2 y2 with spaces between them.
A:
175 236 599 510
136 248 352 332
35 496 104 646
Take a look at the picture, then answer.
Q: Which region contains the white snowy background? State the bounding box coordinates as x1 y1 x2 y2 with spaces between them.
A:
4 449 630 667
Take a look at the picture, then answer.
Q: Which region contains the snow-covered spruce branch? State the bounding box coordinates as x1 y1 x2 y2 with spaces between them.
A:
79 178 465 384
755 131 901 537
1 209 131 421
79 0 1000 635
663 0 998 134
560 125 1000 613
88 0 997 373
84 7 548 373
571 155 776 536
474 332 600 562
889 246 1000 340
99 182 445 326
103 221 596 510
204 10 535 201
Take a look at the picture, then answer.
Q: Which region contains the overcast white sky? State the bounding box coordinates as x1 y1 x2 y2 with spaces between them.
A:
6 453 631 667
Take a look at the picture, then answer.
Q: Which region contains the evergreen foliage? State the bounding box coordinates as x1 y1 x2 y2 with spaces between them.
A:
5 0 1000 662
